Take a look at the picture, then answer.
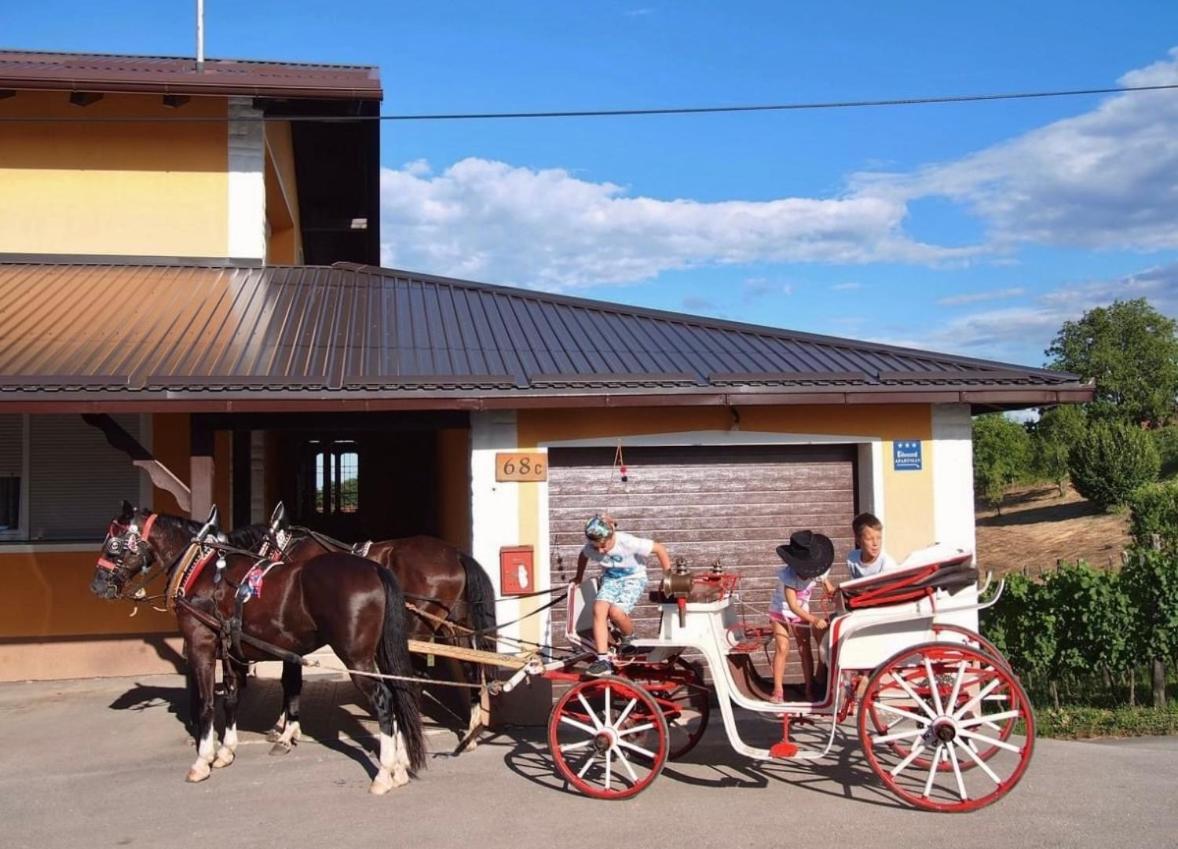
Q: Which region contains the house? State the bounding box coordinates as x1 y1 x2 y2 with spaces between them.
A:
0 50 1094 682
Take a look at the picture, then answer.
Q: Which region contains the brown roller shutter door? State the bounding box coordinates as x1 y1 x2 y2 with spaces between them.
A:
549 444 858 670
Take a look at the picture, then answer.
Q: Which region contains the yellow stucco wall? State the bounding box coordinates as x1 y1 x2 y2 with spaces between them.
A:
0 92 229 256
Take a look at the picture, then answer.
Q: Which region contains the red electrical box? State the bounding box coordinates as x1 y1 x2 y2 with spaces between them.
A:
500 545 535 595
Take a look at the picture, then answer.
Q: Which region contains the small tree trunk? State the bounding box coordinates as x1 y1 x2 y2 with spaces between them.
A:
1153 659 1167 709
1102 667 1113 696
1050 679 1060 710
1127 668 1136 707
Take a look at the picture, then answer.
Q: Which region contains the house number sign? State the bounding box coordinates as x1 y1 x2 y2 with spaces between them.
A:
495 452 547 482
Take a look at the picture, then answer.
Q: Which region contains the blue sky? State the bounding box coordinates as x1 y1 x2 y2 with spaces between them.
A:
6 1 1178 368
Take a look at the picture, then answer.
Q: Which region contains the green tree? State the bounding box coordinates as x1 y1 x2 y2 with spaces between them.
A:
973 413 1033 514
1068 420 1160 510
1043 563 1133 701
1045 298 1178 426
982 573 1059 704
1030 405 1087 496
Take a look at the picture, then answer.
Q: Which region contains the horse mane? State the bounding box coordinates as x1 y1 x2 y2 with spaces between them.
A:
149 511 269 550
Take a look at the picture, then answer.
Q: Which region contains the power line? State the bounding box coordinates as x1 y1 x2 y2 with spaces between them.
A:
0 82 1175 123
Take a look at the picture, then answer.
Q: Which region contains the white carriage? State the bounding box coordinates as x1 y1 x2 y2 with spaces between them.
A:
526 546 1034 812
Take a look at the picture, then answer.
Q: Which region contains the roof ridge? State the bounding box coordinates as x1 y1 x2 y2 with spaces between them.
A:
0 48 378 71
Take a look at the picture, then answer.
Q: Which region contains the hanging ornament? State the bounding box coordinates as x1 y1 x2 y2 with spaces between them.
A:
613 442 629 483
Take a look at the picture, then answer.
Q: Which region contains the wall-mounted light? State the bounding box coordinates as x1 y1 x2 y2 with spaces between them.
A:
350 218 368 230
162 94 191 108
69 91 103 107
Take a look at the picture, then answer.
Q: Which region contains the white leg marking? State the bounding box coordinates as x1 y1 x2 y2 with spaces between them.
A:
392 726 410 787
213 722 238 768
370 729 397 795
187 724 216 782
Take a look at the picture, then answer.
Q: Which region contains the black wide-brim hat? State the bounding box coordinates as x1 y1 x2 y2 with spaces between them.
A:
775 530 835 579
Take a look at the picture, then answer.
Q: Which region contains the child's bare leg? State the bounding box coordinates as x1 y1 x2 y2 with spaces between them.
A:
607 605 634 639
592 599 613 654
771 620 791 699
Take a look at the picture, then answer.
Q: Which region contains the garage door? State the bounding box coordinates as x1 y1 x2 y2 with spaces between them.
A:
548 444 858 655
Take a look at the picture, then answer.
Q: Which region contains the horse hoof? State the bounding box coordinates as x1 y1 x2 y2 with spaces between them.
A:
370 772 394 795
212 748 235 768
265 727 283 743
186 765 211 783
269 741 293 757
392 768 410 788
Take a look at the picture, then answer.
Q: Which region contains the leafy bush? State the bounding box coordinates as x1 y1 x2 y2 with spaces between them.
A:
1128 480 1178 550
972 413 1033 513
1068 420 1160 510
1152 425 1178 479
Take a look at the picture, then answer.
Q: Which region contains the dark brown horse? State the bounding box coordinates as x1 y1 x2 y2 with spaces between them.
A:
91 504 425 794
276 515 498 750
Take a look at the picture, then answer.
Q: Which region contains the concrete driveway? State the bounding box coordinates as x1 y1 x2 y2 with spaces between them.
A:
1 673 1174 849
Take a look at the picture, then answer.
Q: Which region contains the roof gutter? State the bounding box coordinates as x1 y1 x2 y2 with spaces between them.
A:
0 385 1096 414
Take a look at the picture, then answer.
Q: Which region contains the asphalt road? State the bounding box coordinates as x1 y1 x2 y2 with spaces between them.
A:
1 673 1175 849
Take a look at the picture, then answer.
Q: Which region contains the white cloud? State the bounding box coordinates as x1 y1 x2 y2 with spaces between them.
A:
875 265 1178 362
853 49 1178 251
830 282 863 291
379 49 1178 289
380 158 972 288
937 287 1026 306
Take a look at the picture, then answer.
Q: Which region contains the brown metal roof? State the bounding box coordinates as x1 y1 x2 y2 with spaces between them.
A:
0 50 381 100
0 262 1094 412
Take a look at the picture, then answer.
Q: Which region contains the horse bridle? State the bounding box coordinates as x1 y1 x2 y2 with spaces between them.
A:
96 513 167 600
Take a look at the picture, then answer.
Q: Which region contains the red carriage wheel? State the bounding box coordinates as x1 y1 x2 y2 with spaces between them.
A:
866 631 1017 771
858 643 1034 813
548 676 668 800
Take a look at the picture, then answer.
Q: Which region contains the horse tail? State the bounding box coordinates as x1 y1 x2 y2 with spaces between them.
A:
375 566 426 772
459 552 498 651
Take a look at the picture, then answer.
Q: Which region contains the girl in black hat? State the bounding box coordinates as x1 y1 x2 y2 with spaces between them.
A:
769 530 837 702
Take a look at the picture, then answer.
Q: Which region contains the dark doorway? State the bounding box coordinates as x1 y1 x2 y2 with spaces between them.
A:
278 429 438 543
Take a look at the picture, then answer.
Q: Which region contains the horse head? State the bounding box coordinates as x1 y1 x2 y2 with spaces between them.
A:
91 501 163 599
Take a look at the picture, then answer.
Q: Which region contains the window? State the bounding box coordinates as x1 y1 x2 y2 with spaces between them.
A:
312 440 360 515
0 414 143 542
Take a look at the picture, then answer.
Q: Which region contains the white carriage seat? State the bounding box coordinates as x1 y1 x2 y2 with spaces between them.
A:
564 579 599 651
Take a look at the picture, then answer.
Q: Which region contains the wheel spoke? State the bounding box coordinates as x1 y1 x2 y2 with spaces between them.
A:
957 709 1022 729
889 741 927 777
604 747 612 790
559 738 594 754
615 696 639 728
956 738 1003 786
559 715 599 736
946 661 967 714
924 658 945 715
576 750 597 779
894 670 938 719
952 678 1001 720
946 740 968 800
873 727 924 746
614 744 640 782
922 746 943 797
577 692 604 731
957 728 1022 753
874 700 931 725
617 739 657 760
617 721 656 738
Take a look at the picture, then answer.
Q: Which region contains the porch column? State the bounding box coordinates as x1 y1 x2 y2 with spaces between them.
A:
469 411 518 653
190 416 215 521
